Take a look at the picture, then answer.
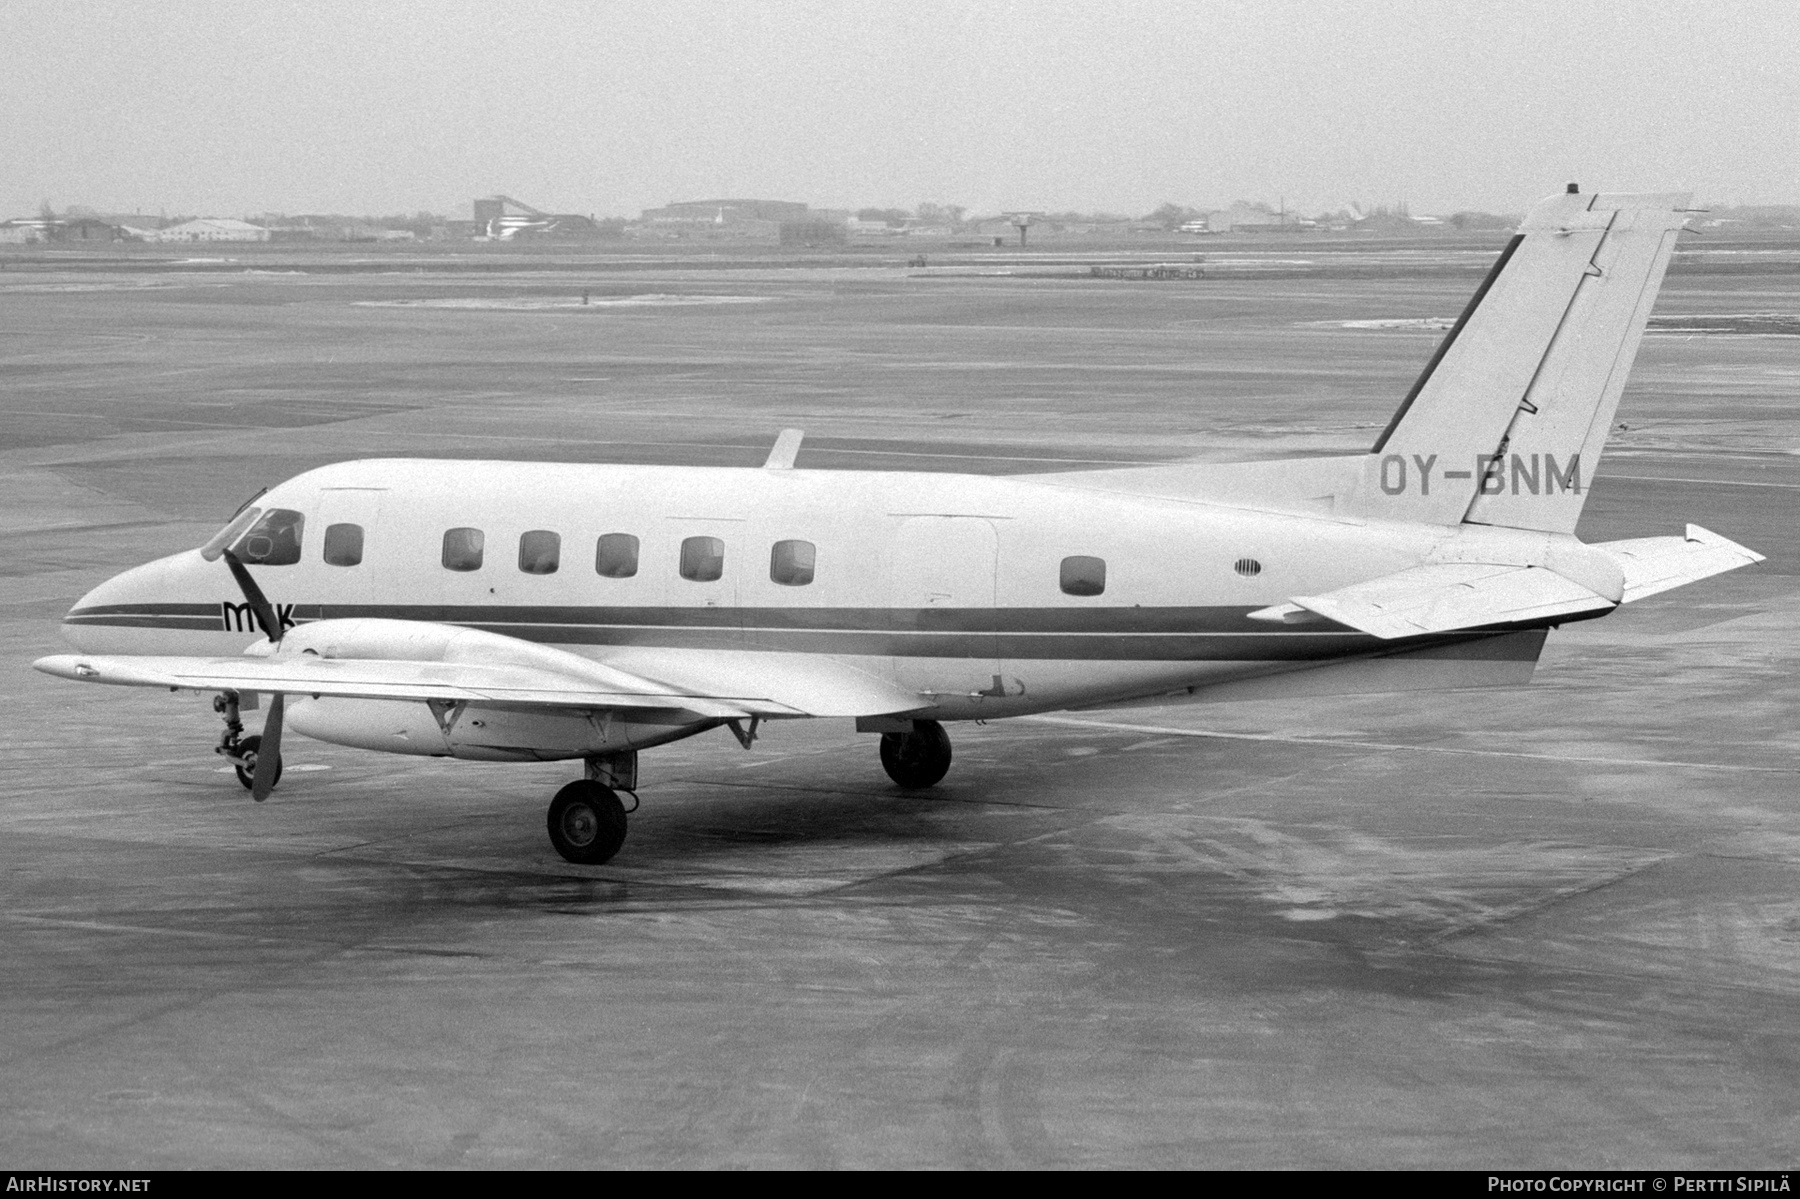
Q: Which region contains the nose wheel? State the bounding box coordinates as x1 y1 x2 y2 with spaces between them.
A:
214 691 282 795
231 733 282 792
547 779 628 864
879 719 953 789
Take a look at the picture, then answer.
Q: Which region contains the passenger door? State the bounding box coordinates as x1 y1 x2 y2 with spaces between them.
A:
886 517 999 697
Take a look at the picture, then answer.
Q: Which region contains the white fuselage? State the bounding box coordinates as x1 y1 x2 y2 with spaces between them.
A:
62 457 1516 758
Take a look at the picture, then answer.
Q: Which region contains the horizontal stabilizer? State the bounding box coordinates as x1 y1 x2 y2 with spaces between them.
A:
1595 524 1764 603
1257 562 1616 640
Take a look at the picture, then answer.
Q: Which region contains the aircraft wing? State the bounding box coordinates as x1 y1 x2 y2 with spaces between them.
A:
32 652 772 719
33 617 929 720
1593 524 1765 603
1259 562 1617 640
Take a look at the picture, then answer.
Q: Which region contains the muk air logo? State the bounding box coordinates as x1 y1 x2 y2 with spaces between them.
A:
1379 453 1581 497
220 600 295 633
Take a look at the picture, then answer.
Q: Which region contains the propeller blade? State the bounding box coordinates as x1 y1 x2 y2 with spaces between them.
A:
251 692 284 802
223 551 283 643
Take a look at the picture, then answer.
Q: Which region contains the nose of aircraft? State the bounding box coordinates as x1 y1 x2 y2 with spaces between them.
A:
61 548 224 653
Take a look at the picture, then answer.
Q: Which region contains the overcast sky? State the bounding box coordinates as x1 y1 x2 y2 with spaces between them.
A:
3 0 1795 220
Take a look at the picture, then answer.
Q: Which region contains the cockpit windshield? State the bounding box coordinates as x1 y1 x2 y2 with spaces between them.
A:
199 508 261 562
198 506 305 566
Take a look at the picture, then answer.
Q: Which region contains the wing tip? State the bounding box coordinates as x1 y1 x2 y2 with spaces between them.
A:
1685 523 1766 563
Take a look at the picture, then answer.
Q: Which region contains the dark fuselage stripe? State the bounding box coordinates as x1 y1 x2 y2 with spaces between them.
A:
63 615 223 631
73 602 1335 635
63 602 1560 661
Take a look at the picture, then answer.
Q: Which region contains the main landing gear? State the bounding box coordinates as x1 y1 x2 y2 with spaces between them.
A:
546 752 638 865
214 691 281 794
879 719 953 789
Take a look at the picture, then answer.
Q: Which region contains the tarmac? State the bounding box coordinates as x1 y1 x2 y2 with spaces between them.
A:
2 238 1797 1168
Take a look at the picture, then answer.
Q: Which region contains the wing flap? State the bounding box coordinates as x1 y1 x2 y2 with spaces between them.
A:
595 646 929 718
1595 524 1765 603
1276 562 1615 640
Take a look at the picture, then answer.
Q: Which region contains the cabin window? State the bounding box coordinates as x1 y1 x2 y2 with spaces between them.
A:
442 527 485 572
1234 558 1262 577
231 509 305 566
595 533 639 578
322 523 364 567
769 539 816 586
518 530 560 575
680 536 725 582
1060 555 1106 597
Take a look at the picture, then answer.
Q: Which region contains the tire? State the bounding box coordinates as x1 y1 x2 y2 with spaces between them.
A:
546 780 628 865
879 720 953 789
233 734 282 792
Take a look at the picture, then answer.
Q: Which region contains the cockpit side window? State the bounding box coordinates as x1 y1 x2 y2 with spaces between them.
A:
231 509 305 566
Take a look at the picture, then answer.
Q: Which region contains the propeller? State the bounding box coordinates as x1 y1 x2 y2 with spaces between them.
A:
251 692 284 802
221 550 284 643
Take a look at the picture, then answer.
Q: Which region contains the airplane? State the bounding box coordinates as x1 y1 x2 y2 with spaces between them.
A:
35 186 1764 867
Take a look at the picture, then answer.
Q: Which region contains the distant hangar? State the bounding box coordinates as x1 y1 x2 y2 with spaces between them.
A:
471 196 606 241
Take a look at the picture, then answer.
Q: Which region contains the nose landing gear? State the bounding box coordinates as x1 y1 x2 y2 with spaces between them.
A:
231 734 282 792
213 691 282 794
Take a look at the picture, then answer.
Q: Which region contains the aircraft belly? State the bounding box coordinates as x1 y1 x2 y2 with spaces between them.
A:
954 659 1300 720
286 696 713 761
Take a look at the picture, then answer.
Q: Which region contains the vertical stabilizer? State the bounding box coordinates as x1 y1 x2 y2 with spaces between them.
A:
1365 190 1690 528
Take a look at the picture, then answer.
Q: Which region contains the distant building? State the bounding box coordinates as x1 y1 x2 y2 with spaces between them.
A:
155 218 271 243
61 218 127 242
641 199 810 228
0 219 51 244
1207 203 1316 233
471 196 605 240
779 220 846 246
0 217 127 243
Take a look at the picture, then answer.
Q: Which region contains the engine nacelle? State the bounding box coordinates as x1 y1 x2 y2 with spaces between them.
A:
285 697 712 761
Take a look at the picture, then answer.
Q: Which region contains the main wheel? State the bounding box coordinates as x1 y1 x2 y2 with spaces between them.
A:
546 779 628 865
232 734 282 792
879 720 953 789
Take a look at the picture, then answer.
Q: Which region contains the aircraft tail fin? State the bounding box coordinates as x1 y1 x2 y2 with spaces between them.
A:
1371 188 1691 531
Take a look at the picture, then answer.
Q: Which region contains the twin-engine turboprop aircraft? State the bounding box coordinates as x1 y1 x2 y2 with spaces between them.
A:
36 187 1764 865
